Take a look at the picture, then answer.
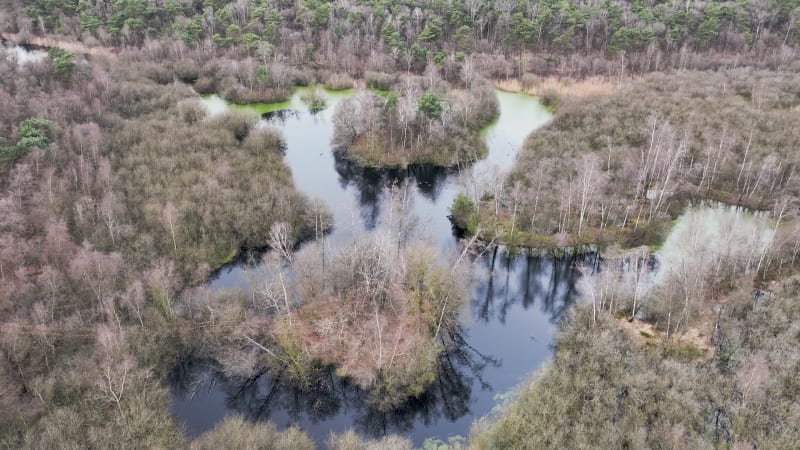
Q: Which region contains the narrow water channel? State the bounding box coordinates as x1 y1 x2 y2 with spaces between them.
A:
170 87 589 446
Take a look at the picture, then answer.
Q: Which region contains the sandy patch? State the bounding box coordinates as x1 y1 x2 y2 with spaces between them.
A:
616 316 716 362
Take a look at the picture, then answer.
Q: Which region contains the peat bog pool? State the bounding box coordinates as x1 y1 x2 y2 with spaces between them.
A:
170 87 593 446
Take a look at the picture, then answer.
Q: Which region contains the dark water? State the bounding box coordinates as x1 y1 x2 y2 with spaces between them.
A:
171 88 586 445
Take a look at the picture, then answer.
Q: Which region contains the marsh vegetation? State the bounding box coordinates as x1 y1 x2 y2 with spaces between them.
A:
1 1 800 449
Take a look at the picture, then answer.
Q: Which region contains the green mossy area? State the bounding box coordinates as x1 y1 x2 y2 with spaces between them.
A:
206 85 353 115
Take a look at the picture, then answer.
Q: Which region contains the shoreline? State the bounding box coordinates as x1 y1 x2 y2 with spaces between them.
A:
492 75 620 98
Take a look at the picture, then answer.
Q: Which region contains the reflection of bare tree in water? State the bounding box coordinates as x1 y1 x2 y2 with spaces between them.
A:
472 247 595 324
262 109 300 124
406 164 453 202
219 366 345 424
170 358 221 401
170 325 499 440
332 155 451 229
355 327 499 437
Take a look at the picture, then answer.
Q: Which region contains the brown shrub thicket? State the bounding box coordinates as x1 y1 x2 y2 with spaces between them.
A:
460 69 800 250
333 73 499 167
0 43 319 446
472 282 800 449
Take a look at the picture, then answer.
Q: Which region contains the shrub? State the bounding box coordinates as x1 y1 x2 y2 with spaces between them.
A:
190 417 313 450
325 72 354 90
449 193 476 230
538 88 560 109
365 71 395 91
521 73 538 91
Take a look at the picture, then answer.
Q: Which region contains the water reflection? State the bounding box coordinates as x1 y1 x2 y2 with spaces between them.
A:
332 155 452 230
171 326 496 441
473 249 593 325
172 249 591 445
184 89 562 445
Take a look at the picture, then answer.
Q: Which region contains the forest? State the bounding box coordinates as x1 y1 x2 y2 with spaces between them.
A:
0 0 799 449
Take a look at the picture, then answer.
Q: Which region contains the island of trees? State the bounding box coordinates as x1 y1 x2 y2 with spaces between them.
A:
333 75 498 167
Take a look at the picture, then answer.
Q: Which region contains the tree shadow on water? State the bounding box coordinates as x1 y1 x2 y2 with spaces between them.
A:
332 155 452 230
169 328 499 441
472 249 594 325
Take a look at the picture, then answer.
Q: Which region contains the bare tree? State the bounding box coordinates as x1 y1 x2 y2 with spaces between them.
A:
122 280 145 327
256 256 294 327
385 180 418 255
576 154 606 238
99 190 120 246
94 325 135 419
269 221 294 263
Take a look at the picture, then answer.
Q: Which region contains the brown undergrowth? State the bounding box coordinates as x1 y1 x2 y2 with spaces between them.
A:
493 76 618 98
616 316 715 363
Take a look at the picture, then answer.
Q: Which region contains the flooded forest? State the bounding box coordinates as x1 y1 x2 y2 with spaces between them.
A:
1 1 799 449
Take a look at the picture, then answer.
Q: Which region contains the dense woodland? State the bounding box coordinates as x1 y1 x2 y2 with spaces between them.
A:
451 69 800 248
0 0 799 448
1 0 798 100
4 0 800 74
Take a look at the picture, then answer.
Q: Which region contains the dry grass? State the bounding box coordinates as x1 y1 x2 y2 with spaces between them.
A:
616 316 715 362
494 76 618 98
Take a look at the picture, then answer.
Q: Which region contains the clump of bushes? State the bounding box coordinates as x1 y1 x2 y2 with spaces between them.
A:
449 193 479 234
300 87 327 111
192 418 415 450
103 81 319 279
538 88 560 109
520 73 538 91
323 72 354 90
190 418 313 450
364 71 395 91
332 74 498 167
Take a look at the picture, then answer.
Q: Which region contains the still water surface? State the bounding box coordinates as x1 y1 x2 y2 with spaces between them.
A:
170 87 588 446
